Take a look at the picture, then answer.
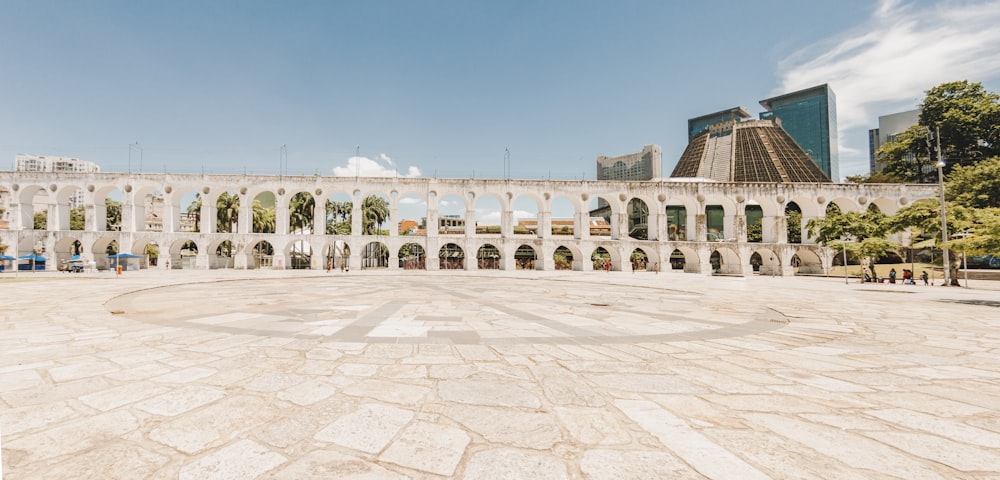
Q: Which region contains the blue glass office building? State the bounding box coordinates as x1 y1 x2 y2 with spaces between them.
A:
759 84 839 181
687 107 751 140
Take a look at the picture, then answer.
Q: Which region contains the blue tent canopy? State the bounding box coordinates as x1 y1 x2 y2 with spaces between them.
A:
0 254 16 261
18 254 47 262
108 253 142 259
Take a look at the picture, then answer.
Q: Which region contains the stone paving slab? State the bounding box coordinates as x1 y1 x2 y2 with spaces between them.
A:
2 269 1000 478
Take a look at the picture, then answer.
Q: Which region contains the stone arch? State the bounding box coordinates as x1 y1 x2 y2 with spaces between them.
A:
360 193 391 236
361 241 390 269
398 242 426 270
514 244 537 270
511 195 541 236
745 203 764 243
553 245 574 270
786 194 821 219
627 197 650 240
129 236 160 268
131 185 161 233
556 243 585 271
710 246 742 275
53 236 84 267
668 247 700 272
586 195 616 237
247 240 275 269
792 248 823 275
437 194 467 236
396 192 427 236
55 184 86 231
16 184 48 230
173 187 202 233
325 191 352 235
287 190 315 234
591 245 621 271
826 196 860 214
439 242 465 270
664 202 688 241
474 193 503 236
547 195 576 237
629 247 651 271
284 239 313 269
206 238 237 269
785 201 804 244
250 191 277 234
869 197 900 216
167 238 200 269
751 247 781 276
476 243 501 270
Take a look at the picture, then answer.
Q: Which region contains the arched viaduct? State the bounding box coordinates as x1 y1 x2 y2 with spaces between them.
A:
0 171 937 277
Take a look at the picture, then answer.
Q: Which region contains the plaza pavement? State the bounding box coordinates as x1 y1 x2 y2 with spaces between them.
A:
1 268 999 479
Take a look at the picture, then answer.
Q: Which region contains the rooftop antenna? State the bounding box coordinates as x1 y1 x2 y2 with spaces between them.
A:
504 148 510 180
279 144 287 184
355 145 361 178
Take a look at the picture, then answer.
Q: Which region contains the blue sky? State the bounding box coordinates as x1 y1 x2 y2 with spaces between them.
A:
3 0 999 182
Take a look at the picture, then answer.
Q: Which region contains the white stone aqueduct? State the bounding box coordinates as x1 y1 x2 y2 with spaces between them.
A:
0 171 936 276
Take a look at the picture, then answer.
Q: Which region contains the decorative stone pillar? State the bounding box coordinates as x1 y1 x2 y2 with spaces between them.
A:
276 192 290 235
162 195 176 233
46 201 59 231
501 208 514 237
238 194 251 234
538 210 551 239
575 210 589 240
732 213 746 243
464 210 476 237
695 213 707 242
350 200 362 236
651 212 665 241
387 206 397 238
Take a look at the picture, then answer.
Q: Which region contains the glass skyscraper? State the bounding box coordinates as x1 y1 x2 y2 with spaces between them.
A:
759 84 839 181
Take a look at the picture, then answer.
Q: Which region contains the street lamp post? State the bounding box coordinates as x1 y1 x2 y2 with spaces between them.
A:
841 237 849 284
936 158 950 286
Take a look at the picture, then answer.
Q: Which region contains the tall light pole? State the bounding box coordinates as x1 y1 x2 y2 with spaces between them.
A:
841 237 849 284
934 126 950 286
504 148 510 180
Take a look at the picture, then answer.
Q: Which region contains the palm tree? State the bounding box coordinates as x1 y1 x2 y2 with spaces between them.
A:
187 194 202 232
252 199 276 233
216 192 240 233
326 200 352 235
289 192 315 233
362 195 390 235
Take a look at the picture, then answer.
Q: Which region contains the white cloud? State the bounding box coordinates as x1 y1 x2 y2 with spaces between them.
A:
399 196 425 205
331 154 421 178
774 0 1000 177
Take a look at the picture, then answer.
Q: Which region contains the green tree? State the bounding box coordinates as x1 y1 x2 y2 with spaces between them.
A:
946 156 1000 209
845 171 906 184
361 195 389 235
70 205 85 230
326 200 352 235
216 192 240 233
920 80 1000 164
874 124 935 183
786 208 802 244
252 199 276 233
289 192 315 233
806 206 897 279
34 211 47 229
187 195 202 232
106 199 122 231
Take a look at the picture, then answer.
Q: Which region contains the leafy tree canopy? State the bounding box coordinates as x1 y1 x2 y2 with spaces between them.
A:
920 80 1000 163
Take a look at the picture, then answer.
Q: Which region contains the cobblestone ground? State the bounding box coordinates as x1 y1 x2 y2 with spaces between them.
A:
2 269 999 479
